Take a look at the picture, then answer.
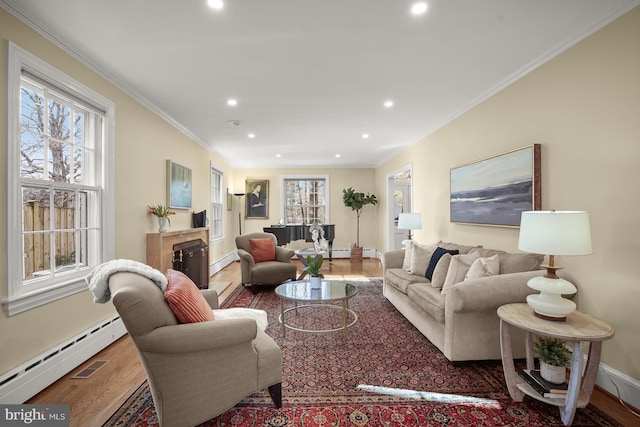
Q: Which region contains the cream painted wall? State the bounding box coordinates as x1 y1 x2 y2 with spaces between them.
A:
375 7 640 379
0 9 237 374
232 168 378 251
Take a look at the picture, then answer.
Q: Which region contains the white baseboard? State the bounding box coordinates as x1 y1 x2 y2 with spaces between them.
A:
210 251 236 275
596 362 640 410
0 315 126 404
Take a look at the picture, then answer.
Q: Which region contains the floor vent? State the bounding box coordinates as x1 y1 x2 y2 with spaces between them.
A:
71 360 108 379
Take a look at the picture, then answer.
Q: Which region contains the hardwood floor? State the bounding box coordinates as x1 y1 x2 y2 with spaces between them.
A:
27 258 638 427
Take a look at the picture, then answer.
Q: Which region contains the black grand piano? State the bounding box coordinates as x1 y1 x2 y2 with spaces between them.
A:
263 224 336 262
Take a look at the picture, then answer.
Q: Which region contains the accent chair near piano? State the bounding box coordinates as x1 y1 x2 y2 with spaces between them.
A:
235 232 297 289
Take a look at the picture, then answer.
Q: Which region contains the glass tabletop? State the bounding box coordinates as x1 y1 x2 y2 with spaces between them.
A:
275 280 358 303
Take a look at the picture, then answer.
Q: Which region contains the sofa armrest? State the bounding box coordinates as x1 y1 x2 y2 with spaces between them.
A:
275 246 295 262
201 289 219 309
136 317 258 353
447 270 545 313
381 249 405 271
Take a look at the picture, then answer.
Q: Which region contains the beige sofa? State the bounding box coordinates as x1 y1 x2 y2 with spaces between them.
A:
382 241 546 362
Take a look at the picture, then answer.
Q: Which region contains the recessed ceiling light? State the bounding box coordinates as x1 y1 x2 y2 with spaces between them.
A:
275 154 281 158
227 98 237 106
411 2 428 15
384 100 394 108
248 133 255 138
207 0 224 10
362 134 369 139
335 154 341 158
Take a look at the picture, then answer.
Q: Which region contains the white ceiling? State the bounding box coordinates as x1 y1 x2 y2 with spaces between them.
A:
2 0 638 168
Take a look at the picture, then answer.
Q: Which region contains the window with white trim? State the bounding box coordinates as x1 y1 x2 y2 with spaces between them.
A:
282 175 329 224
210 163 224 239
5 43 115 315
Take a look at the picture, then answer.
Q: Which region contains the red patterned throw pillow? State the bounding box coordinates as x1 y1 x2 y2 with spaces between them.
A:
249 238 276 263
164 269 214 323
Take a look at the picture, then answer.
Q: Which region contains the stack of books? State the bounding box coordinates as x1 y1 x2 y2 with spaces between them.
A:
518 369 568 399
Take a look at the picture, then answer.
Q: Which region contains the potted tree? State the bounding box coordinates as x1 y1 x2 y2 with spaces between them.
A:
304 255 324 289
342 187 378 261
534 337 572 384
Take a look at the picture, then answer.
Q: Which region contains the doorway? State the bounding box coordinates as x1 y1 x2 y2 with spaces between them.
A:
386 165 413 251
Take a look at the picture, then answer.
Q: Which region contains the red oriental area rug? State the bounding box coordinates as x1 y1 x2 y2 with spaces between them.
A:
104 279 621 426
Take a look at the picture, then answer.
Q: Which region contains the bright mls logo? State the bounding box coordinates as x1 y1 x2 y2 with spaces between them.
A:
1 405 69 426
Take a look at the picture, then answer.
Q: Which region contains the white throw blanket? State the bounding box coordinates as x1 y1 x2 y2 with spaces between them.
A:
86 259 167 303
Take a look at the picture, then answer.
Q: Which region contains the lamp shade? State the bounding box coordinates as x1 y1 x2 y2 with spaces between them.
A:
518 211 592 255
397 213 422 230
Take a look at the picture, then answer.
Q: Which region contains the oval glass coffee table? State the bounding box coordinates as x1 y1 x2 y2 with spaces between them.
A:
275 279 358 336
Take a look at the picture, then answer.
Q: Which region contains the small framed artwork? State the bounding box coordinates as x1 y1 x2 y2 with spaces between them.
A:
167 160 192 209
450 144 541 227
245 179 269 219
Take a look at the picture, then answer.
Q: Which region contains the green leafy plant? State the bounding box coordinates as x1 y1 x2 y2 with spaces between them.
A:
147 204 176 224
303 255 324 277
342 187 378 247
534 337 572 367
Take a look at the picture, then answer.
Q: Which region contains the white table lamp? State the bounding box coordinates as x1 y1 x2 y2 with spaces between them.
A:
398 213 422 241
518 210 592 321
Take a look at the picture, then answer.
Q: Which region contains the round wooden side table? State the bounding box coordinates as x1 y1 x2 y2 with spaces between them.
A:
497 303 614 426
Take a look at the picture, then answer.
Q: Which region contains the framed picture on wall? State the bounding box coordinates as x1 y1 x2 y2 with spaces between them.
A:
245 179 269 219
450 144 541 227
167 160 192 209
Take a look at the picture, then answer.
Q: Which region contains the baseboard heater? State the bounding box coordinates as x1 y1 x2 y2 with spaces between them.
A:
0 315 126 404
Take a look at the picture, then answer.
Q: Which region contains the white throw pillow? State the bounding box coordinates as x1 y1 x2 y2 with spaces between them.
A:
465 254 500 281
402 240 414 271
441 253 481 294
408 244 433 277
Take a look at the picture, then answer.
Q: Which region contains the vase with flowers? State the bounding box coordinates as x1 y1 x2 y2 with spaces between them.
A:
147 204 176 233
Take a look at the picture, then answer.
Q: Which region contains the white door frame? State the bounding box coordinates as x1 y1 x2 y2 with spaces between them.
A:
386 163 413 251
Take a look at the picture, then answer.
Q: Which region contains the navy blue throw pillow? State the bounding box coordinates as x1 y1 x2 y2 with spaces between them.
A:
425 247 459 280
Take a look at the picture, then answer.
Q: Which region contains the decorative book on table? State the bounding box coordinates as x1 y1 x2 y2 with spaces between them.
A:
518 369 568 399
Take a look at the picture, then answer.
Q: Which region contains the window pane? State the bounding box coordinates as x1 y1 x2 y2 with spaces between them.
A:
74 110 86 146
23 233 51 280
23 186 51 227
48 99 70 141
20 87 44 134
48 140 72 182
54 190 75 230
54 231 76 271
20 132 45 179
73 145 84 183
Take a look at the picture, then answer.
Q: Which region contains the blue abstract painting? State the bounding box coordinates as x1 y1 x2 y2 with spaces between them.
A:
450 145 540 227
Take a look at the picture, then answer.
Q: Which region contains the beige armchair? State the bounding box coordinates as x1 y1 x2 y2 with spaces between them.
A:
109 272 282 427
235 232 297 288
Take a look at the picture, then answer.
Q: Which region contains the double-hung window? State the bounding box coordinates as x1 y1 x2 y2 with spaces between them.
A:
210 162 224 240
282 175 329 224
5 43 115 315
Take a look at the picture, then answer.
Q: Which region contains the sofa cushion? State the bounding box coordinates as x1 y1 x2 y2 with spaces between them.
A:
426 247 459 280
441 253 481 292
437 241 482 255
407 283 445 323
408 243 434 276
385 268 430 294
465 254 500 280
430 253 453 289
498 253 544 274
164 269 214 324
249 238 276 263
468 247 505 257
401 241 413 270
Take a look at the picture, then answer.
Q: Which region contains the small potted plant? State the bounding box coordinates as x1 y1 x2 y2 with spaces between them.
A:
147 204 176 233
304 255 324 289
534 337 572 384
